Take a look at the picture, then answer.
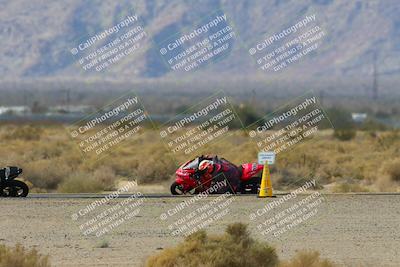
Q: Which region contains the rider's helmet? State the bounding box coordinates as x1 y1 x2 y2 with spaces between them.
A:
198 160 214 174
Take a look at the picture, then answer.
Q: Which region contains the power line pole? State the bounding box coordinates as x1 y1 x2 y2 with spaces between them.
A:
372 52 378 100
319 90 324 106
251 89 256 107
67 89 71 112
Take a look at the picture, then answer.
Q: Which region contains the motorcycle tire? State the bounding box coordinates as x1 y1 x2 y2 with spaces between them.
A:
240 177 261 194
0 180 29 197
170 182 185 195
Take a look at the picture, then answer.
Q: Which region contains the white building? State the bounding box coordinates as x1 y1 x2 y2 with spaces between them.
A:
351 113 367 123
0 106 30 115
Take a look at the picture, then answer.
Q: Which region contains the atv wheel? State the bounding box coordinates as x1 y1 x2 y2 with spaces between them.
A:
1 180 29 197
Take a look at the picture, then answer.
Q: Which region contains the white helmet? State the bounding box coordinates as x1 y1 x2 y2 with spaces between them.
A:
198 160 213 173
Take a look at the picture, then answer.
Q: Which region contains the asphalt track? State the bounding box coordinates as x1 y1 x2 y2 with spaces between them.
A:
26 192 400 198
4 192 400 266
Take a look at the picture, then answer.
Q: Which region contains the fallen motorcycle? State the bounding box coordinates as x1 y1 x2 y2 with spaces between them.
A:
171 155 264 195
0 166 29 197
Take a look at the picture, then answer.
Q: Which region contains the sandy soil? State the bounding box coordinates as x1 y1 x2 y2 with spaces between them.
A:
0 194 399 267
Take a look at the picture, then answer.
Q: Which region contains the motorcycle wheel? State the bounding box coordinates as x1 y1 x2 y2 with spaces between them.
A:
170 182 185 195
0 180 29 197
240 177 261 194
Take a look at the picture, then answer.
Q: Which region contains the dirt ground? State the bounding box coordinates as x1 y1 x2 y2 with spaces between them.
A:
0 194 399 267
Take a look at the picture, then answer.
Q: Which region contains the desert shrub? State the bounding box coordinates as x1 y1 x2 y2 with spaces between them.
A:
136 154 176 183
332 183 369 193
336 144 346 153
271 148 329 189
3 125 43 141
333 129 356 141
234 105 261 127
61 150 84 166
104 157 139 178
325 108 356 141
91 165 120 191
58 172 104 193
325 108 353 129
322 165 345 179
376 175 397 192
383 159 400 182
279 250 336 267
275 167 318 188
145 223 278 267
293 153 322 169
24 159 69 190
376 131 400 149
96 240 110 248
146 223 338 267
335 155 353 164
29 141 67 159
0 243 50 267
0 124 398 193
360 119 388 131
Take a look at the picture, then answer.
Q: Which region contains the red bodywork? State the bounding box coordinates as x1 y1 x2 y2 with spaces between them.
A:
175 160 198 192
175 158 264 193
240 163 264 180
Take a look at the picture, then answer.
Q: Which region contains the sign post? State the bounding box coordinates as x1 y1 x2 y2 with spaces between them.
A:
258 151 275 198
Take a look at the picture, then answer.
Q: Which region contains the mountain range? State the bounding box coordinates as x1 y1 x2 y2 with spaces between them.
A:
1 0 399 81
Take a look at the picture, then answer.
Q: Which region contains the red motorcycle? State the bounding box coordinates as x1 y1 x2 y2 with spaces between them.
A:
171 155 264 195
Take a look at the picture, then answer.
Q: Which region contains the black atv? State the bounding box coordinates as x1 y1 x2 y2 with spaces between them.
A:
0 167 29 197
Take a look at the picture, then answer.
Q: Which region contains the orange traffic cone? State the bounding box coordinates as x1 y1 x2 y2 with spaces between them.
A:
258 163 274 198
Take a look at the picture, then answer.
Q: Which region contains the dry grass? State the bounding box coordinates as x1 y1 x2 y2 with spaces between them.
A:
382 159 400 182
333 129 356 141
145 223 336 267
145 223 278 267
332 183 370 193
279 250 337 267
0 124 399 192
96 240 110 248
3 125 43 141
57 171 105 193
25 159 69 189
0 243 50 267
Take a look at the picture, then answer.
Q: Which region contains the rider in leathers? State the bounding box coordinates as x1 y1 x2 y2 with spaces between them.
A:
196 155 241 193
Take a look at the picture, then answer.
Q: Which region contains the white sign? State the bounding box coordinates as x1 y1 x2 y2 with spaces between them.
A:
258 151 275 165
